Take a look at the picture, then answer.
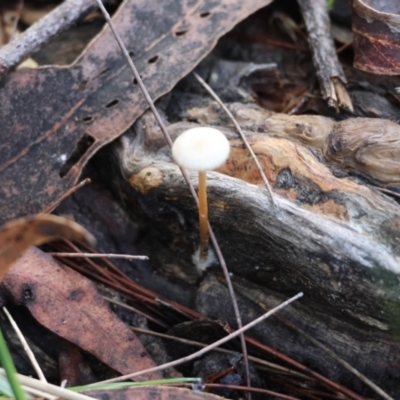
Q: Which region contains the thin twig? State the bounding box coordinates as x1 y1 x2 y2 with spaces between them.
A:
89 292 303 384
371 186 400 199
104 296 167 328
42 178 91 214
0 0 95 79
193 72 275 205
276 315 394 400
231 279 389 399
183 383 301 400
129 325 311 379
2 307 46 383
48 252 148 260
93 0 252 393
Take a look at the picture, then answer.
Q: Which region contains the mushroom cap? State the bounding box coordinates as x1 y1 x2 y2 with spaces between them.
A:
172 127 230 172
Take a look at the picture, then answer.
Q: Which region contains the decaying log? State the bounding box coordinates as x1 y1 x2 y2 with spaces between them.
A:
106 100 400 395
114 103 400 324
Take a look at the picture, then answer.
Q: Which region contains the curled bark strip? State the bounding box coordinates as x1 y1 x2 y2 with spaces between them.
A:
297 0 353 111
352 0 400 75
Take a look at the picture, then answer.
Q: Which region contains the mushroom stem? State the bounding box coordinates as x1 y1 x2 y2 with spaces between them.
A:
198 171 209 260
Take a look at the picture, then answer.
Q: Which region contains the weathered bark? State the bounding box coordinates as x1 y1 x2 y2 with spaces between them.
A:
106 101 400 396
113 104 400 328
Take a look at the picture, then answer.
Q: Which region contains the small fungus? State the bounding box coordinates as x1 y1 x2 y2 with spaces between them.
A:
172 127 230 268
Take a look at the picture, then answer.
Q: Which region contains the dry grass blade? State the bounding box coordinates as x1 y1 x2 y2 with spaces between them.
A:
193 72 275 205
48 252 148 260
0 214 95 279
2 307 46 382
0 369 96 400
41 178 91 214
93 0 252 393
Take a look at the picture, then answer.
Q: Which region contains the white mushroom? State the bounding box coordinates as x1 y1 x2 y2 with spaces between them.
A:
172 127 230 263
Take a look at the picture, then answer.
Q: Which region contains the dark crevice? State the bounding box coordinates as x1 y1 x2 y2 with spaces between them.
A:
148 55 159 64
59 134 95 178
106 99 119 108
175 30 188 36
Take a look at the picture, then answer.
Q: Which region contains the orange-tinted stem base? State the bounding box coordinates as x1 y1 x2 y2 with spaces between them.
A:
198 171 209 260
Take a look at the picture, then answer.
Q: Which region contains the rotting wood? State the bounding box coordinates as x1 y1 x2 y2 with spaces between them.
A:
112 104 400 331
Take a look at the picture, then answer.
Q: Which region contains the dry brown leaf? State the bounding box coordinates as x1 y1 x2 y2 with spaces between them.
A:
0 214 95 280
3 247 161 379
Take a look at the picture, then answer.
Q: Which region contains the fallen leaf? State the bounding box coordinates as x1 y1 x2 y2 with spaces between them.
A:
0 214 94 280
352 0 400 74
2 247 161 380
0 0 273 224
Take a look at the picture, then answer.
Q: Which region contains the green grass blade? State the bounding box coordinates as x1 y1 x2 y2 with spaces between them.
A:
71 377 203 392
0 327 27 400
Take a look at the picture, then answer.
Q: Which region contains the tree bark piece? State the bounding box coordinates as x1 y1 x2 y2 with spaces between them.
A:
114 107 400 330
0 0 95 79
352 0 400 75
297 0 353 111
0 0 274 225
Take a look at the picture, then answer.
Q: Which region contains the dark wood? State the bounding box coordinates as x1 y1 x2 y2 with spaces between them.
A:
108 102 400 395
115 102 400 324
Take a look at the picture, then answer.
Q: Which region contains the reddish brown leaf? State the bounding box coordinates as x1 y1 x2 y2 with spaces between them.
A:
2 247 161 380
0 214 94 280
85 386 224 400
352 0 400 74
0 0 273 224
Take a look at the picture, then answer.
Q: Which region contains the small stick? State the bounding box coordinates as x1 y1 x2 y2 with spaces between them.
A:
104 297 166 328
193 72 275 205
48 252 148 260
129 326 312 379
94 0 252 394
371 186 400 199
297 0 353 111
0 0 95 79
42 178 91 214
89 292 303 384
183 383 301 400
2 307 46 382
